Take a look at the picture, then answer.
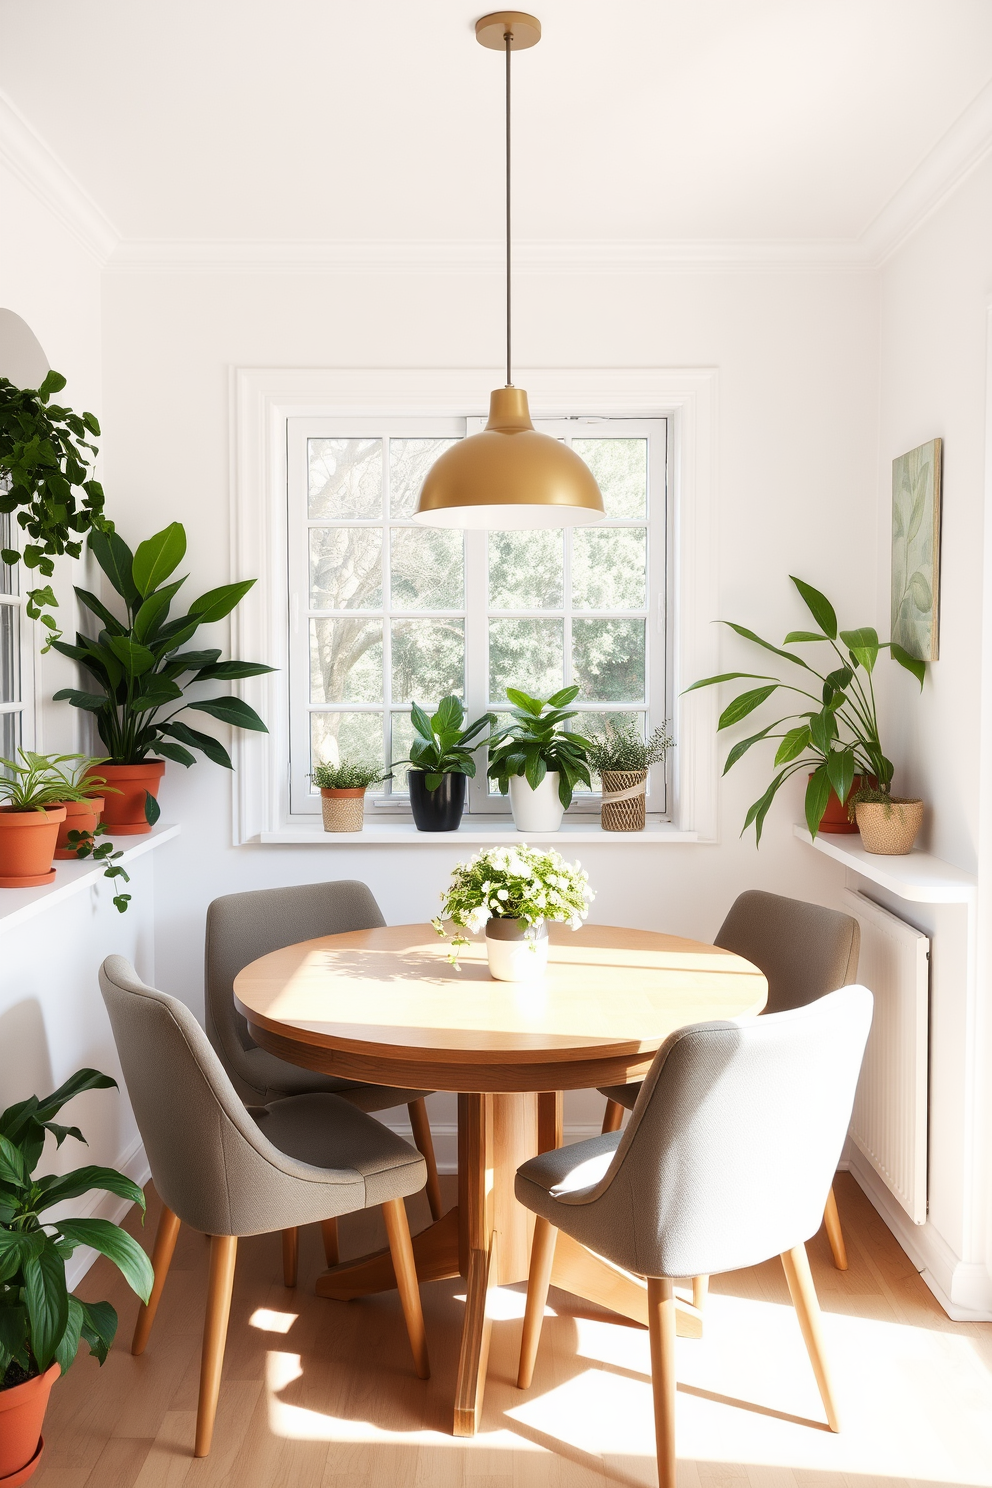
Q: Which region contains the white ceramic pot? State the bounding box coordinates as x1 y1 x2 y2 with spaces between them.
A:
509 771 563 832
485 919 549 981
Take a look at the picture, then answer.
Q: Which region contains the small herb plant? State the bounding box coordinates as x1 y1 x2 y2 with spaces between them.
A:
587 717 674 775
52 523 273 804
686 576 926 843
0 371 109 649
0 1068 153 1389
0 750 105 811
392 696 495 791
433 844 594 957
310 760 387 790
487 687 592 809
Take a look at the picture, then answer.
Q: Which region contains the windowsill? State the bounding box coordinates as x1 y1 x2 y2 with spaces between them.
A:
0 824 181 935
256 818 699 845
793 825 976 905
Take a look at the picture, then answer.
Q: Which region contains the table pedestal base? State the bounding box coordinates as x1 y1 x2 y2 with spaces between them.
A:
313 1091 702 1435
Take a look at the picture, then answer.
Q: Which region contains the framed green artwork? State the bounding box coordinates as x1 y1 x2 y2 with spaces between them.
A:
891 437 942 661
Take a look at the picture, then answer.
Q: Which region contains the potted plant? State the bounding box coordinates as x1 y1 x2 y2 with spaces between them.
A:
0 1068 153 1483
0 370 109 651
52 522 273 834
587 719 674 832
39 754 116 859
849 787 926 856
685 576 926 845
433 844 594 982
392 696 495 832
487 687 592 833
0 752 78 888
310 759 387 833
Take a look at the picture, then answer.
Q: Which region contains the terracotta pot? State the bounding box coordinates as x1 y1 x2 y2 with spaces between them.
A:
51 797 105 859
814 773 872 834
0 807 66 888
320 787 366 833
0 1362 59 1482
88 762 165 836
855 798 924 855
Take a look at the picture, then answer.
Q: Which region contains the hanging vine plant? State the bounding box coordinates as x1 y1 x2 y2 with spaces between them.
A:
0 369 110 647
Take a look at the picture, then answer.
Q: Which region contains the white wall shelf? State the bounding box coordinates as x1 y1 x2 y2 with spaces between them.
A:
793 825 976 904
0 824 181 935
259 820 699 846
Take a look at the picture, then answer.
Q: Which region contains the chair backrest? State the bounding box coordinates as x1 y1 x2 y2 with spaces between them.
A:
99 955 363 1236
715 889 860 1015
204 880 386 1084
573 986 872 1280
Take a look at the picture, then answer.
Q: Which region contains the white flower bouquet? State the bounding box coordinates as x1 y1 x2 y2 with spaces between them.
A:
432 844 594 962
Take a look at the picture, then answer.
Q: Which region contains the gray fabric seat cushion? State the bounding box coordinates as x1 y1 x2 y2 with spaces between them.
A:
253 1093 428 1209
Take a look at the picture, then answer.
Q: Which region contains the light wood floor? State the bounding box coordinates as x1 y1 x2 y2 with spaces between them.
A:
34 1173 992 1488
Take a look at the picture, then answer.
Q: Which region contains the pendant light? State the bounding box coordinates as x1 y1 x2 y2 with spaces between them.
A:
413 11 605 530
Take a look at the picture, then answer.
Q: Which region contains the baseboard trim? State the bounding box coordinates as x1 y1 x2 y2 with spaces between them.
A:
65 1134 151 1292
843 1151 992 1321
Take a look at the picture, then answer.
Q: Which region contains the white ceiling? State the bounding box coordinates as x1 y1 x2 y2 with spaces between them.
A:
1 0 991 247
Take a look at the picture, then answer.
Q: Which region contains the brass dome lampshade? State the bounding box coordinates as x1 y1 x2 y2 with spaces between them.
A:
414 12 605 531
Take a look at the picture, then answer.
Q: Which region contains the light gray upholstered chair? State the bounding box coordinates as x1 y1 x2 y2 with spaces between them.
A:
599 890 861 1274
205 880 444 1272
517 986 873 1488
99 955 430 1459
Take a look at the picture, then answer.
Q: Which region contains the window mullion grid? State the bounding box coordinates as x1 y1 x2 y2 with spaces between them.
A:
381 441 394 797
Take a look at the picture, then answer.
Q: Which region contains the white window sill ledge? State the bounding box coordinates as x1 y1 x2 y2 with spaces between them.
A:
793 825 976 905
255 820 699 846
0 824 182 935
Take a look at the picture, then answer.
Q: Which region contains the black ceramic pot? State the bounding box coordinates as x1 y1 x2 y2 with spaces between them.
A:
408 770 466 831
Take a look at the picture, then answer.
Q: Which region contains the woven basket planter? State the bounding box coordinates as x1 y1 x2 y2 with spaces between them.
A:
320 787 366 833
600 770 648 832
855 798 924 855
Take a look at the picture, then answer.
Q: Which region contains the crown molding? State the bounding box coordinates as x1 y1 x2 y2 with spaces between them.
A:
860 76 992 265
0 89 119 264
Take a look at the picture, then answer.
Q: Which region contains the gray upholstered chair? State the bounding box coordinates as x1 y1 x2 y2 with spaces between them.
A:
517 986 873 1488
205 880 443 1277
599 890 861 1273
100 955 430 1459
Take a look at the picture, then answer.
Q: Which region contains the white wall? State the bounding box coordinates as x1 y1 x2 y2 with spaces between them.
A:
99 260 881 1146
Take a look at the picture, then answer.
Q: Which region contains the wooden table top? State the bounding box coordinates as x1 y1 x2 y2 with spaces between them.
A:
233 923 767 1092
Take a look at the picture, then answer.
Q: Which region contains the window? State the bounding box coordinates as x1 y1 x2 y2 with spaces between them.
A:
0 501 30 763
287 415 668 818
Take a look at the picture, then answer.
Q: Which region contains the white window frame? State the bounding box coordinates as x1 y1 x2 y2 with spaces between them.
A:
0 505 37 761
231 368 719 845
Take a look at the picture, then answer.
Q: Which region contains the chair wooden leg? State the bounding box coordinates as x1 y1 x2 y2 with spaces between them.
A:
601 1099 624 1134
281 1227 299 1288
780 1243 841 1432
320 1217 339 1268
382 1197 430 1380
195 1234 238 1458
692 1274 709 1311
408 1098 443 1221
131 1205 181 1356
822 1185 848 1271
517 1216 558 1389
647 1277 678 1488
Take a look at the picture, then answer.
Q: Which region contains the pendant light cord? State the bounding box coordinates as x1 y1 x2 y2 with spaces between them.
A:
505 29 512 387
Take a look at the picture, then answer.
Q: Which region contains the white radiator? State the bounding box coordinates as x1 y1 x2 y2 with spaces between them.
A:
842 889 930 1225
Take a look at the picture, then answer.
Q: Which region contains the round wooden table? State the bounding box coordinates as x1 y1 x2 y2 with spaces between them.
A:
234 922 766 1435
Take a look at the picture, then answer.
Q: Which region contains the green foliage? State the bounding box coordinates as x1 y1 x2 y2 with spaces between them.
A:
432 844 595 959
0 372 110 650
310 759 386 790
51 522 275 768
487 687 592 810
685 576 927 845
0 1069 153 1387
65 822 132 914
391 696 495 792
0 751 109 811
586 717 674 775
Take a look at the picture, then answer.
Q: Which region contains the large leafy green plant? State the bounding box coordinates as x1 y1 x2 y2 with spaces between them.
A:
686 576 926 843
0 371 108 648
392 696 495 791
487 686 592 809
0 1069 153 1387
51 522 273 774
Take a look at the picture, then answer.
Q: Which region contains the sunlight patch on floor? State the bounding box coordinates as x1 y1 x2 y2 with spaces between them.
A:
249 1307 299 1333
